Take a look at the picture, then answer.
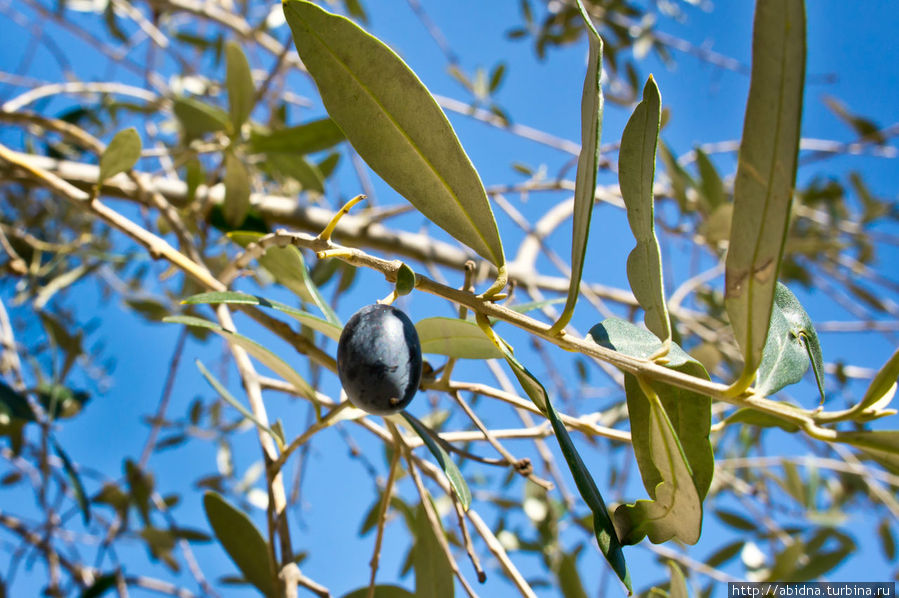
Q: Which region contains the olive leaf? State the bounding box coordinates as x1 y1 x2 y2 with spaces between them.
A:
414 317 502 360
834 430 899 474
411 504 454 598
550 0 603 333
854 348 899 415
225 41 255 131
694 148 726 213
223 151 251 228
756 282 825 400
588 318 714 501
476 315 631 592
52 438 91 524
182 290 342 341
172 96 229 140
98 127 141 184
163 315 316 401
619 76 670 344
203 491 276 597
248 117 344 155
401 412 471 511
725 0 806 383
282 0 505 268
228 232 339 326
395 263 416 297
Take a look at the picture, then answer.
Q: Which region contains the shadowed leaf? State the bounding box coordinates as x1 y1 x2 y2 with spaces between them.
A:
225 41 255 130
402 412 471 511
223 151 251 228
98 127 141 184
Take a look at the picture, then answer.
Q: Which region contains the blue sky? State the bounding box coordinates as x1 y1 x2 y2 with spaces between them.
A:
1 0 898 596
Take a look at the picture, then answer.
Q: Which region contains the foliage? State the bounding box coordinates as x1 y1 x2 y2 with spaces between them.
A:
0 0 897 597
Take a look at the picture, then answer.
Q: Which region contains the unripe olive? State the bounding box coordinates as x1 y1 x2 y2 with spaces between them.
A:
337 304 422 415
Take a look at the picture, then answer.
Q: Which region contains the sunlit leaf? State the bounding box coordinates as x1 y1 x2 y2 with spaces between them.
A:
476 315 631 592
619 76 670 343
415 317 502 359
225 41 255 131
223 151 251 228
756 282 824 399
722 408 799 433
228 232 339 325
613 377 703 545
550 0 603 333
835 430 899 474
725 0 806 381
163 315 316 400
98 127 141 184
282 0 505 267
412 504 454 598
588 318 714 500
342 586 415 598
183 291 342 341
203 491 276 597
667 560 688 598
855 348 899 414
402 412 471 511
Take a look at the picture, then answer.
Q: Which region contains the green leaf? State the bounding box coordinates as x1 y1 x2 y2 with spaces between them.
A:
856 348 899 414
477 316 631 592
52 438 91 524
195 359 285 449
412 504 454 598
724 0 806 380
667 560 689 598
248 118 345 155
550 1 603 333
588 318 714 501
282 0 505 267
715 508 757 532
722 408 799 433
261 152 325 193
173 96 229 140
613 377 703 545
225 41 255 131
834 430 899 474
619 76 670 343
228 232 340 325
80 574 117 598
223 151 251 228
415 317 502 359
401 412 471 511
556 547 589 598
342 587 415 598
183 291 343 341
395 263 416 296
163 315 316 400
694 148 726 212
203 491 276 597
658 141 692 212
98 127 141 184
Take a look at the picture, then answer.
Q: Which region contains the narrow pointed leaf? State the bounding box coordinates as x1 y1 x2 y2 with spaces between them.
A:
98 127 141 183
756 282 824 399
476 315 631 592
402 412 471 511
342 587 415 598
163 315 316 400
694 148 726 212
0 380 36 421
182 291 342 341
223 151 251 227
282 0 504 266
173 97 229 140
248 118 344 155
835 430 899 474
619 76 670 343
225 41 255 130
412 504 454 598
52 438 91 524
415 317 502 359
203 491 276 597
856 348 899 413
588 318 714 500
725 0 806 377
229 232 340 325
550 0 603 333
195 359 285 449
613 378 703 545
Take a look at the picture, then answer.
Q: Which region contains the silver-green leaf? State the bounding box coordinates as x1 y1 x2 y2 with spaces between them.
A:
724 0 806 383
402 412 471 511
415 317 502 360
225 41 255 131
619 76 670 343
223 151 251 228
98 127 141 184
550 0 603 333
282 0 504 267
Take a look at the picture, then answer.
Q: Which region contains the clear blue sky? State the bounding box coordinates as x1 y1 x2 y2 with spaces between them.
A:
1 1 897 596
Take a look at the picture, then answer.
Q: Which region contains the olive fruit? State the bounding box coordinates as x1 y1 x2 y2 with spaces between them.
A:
337 304 422 415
